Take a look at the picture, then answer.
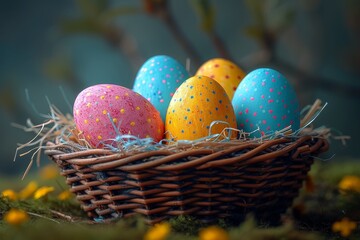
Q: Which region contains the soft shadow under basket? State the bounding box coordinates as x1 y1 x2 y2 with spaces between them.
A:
44 101 329 225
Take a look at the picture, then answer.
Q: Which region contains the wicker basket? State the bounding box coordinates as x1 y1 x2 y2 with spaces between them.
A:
44 132 328 225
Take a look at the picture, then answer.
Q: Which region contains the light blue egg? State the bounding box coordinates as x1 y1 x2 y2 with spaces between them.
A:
232 68 300 137
133 55 190 121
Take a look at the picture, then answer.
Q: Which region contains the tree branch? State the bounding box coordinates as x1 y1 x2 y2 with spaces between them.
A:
207 31 232 60
144 0 202 68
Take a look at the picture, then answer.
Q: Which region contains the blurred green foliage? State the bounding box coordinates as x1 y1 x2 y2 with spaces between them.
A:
190 0 215 33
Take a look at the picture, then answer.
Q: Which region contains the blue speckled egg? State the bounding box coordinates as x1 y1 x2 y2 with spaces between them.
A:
232 68 300 137
133 55 190 121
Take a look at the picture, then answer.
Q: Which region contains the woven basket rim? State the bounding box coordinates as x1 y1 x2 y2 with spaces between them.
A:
45 134 329 172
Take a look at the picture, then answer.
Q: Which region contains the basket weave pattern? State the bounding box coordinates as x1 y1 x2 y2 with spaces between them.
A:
45 134 328 224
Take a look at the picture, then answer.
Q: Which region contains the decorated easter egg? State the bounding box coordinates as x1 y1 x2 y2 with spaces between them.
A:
133 55 190 121
73 84 164 148
232 68 300 137
166 76 237 141
196 58 246 99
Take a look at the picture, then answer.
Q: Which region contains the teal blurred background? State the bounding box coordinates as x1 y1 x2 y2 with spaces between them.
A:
1 0 359 175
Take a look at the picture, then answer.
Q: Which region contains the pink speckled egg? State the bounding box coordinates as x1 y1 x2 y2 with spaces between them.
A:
73 84 164 148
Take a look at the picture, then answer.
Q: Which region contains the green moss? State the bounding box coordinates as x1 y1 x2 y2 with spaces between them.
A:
310 159 360 184
169 215 209 236
0 219 147 240
228 216 321 240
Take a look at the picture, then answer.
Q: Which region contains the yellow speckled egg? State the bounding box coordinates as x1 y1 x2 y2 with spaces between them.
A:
196 58 246 99
165 76 237 141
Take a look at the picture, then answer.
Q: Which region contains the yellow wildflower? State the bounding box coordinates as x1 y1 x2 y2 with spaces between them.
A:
1 189 17 201
40 164 59 180
338 175 360 193
4 209 29 226
33 186 55 199
144 222 171 240
332 218 357 237
199 226 229 240
18 181 38 199
57 190 72 201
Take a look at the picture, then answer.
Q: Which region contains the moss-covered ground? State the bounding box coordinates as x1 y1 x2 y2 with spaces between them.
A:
0 159 359 240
